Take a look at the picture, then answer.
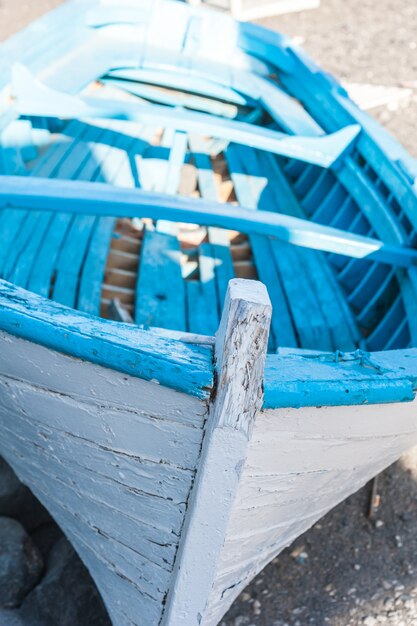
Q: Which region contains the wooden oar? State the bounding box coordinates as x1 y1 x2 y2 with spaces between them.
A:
0 175 416 268
10 64 360 169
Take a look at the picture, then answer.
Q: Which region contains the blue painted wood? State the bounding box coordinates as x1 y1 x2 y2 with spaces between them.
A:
263 348 417 409
77 125 150 316
0 279 213 399
236 21 294 74
0 0 89 84
338 159 406 244
86 5 149 28
190 135 235 310
225 144 297 350
186 245 219 336
2 175 417 269
1 0 417 375
366 297 405 351
256 150 360 349
106 68 250 107
135 129 188 330
0 122 87 287
357 269 396 328
26 121 108 300
135 230 186 330
53 122 140 308
101 77 239 118
12 66 361 169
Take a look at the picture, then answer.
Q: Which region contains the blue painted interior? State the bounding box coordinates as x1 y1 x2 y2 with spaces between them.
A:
2 0 417 406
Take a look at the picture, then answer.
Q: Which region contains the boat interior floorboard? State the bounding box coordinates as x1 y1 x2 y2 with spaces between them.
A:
2 53 416 355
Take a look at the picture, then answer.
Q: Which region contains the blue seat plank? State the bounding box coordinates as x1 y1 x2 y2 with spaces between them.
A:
135 129 188 330
5 168 417 270
135 230 186 331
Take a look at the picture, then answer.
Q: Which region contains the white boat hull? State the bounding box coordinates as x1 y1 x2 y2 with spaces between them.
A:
1 282 417 625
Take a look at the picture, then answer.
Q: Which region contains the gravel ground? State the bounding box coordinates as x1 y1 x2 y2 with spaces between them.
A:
2 1 417 625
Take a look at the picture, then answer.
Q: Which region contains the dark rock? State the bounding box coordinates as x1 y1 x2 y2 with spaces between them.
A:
30 523 64 561
0 610 28 626
0 517 43 608
0 458 22 513
20 538 111 626
0 458 52 532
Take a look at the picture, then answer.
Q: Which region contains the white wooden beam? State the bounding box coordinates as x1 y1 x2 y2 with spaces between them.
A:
194 0 320 20
161 279 272 626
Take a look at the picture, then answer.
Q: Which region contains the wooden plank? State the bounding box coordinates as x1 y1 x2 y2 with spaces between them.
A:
190 135 235 319
1 121 88 287
106 67 250 106
53 121 141 308
2 175 417 268
135 129 188 330
263 348 417 408
256 150 360 350
77 123 150 316
135 229 186 330
102 77 239 118
186 244 219 335
0 320 209 625
162 279 272 626
12 65 361 169
0 280 213 398
225 144 297 349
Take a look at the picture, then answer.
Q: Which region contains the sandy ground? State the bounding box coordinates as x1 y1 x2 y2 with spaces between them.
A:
2 1 417 625
0 0 63 40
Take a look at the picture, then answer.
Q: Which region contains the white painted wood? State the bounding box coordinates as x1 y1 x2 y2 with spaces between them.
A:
0 330 208 626
202 399 417 625
161 279 272 626
192 0 320 20
2 309 417 625
345 82 413 112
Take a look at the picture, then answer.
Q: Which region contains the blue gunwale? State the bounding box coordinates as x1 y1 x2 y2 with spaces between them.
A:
2 0 417 410
2 279 417 410
0 280 213 399
264 348 417 408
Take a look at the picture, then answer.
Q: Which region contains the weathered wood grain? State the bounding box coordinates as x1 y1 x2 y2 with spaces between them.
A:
162 279 271 625
0 329 210 626
203 398 417 625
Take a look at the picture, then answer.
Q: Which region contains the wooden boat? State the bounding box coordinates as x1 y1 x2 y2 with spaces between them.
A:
2 1 417 624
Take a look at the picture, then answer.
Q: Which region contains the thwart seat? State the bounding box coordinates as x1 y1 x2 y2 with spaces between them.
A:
0 113 411 353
